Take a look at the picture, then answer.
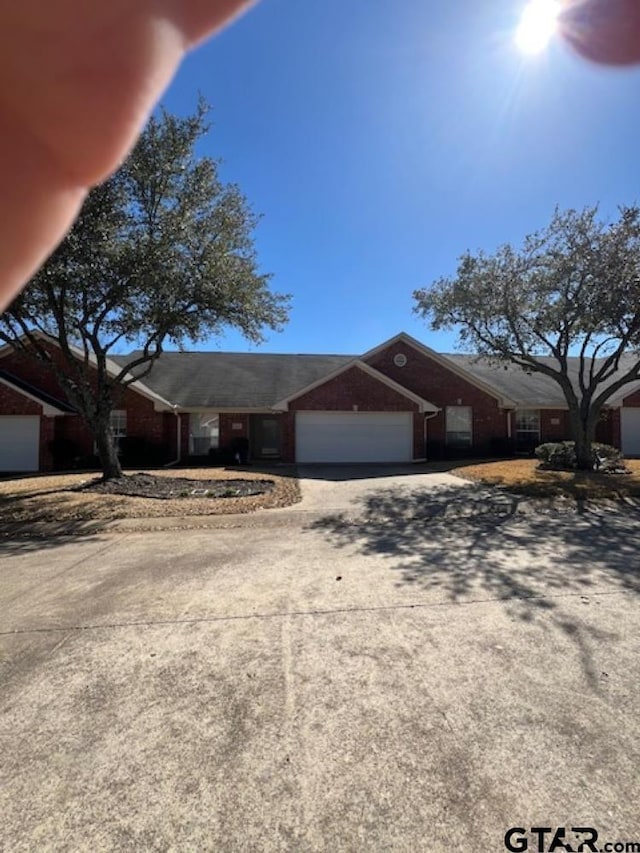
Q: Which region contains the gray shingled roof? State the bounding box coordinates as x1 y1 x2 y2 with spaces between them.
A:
443 355 569 406
110 349 640 410
111 352 353 408
444 353 640 406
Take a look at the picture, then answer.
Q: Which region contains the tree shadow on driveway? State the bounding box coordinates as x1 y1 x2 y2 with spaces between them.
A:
309 483 640 691
0 521 109 556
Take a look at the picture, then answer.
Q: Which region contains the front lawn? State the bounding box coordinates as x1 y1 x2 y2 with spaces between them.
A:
451 457 640 500
0 466 300 524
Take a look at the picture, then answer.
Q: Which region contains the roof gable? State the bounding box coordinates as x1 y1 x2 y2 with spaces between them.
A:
0 370 71 415
272 359 438 412
361 332 516 406
0 332 174 410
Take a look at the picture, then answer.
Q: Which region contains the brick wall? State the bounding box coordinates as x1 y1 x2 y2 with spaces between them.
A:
365 342 508 452
537 408 619 447
2 345 172 467
603 408 621 448
40 417 56 471
220 414 249 451
55 415 93 459
0 381 42 415
540 410 570 442
2 343 79 402
280 412 295 462
289 365 420 413
179 413 190 459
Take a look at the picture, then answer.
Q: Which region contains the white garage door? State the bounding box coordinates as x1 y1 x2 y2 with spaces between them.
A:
621 408 640 456
296 412 413 463
0 416 40 472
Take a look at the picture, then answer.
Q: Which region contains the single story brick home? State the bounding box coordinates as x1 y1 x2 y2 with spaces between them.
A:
1 331 640 472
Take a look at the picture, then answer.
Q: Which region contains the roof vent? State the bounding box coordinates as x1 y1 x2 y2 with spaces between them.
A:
394 353 407 368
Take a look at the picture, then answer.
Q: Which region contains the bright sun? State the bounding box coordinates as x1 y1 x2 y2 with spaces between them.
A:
515 0 561 54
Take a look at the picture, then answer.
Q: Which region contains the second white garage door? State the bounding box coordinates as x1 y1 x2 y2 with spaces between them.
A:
0 416 40 472
296 411 413 463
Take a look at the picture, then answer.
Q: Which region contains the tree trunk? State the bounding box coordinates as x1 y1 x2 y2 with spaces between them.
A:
574 432 594 471
569 408 598 471
94 419 123 480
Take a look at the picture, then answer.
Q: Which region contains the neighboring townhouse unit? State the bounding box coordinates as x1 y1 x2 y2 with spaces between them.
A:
0 332 636 472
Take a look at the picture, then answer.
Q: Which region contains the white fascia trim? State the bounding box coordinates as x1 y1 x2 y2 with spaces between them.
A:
512 403 620 410
273 358 438 413
610 382 640 407
512 404 569 410
0 375 65 416
361 332 516 408
176 407 275 414
0 329 52 359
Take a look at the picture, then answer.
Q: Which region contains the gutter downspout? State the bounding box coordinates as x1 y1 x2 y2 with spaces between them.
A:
164 406 182 468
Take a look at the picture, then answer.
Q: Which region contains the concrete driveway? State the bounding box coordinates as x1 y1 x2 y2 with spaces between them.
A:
2 475 640 852
290 463 472 513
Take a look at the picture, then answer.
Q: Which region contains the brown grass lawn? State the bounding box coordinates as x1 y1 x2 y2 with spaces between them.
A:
450 458 640 500
0 467 300 524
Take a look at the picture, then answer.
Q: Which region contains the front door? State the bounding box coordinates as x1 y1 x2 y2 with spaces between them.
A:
250 415 282 460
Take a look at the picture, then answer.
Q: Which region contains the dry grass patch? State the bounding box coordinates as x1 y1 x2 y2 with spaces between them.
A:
0 467 300 523
451 458 640 500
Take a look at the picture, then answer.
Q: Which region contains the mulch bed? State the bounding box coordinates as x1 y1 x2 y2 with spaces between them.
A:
77 472 275 501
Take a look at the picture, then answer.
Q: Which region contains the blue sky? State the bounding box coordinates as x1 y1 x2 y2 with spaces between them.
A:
162 0 640 355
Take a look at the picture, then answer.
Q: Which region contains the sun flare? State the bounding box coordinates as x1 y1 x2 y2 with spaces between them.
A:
515 0 561 54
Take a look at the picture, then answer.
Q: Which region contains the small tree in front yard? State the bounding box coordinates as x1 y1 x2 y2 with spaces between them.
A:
0 101 289 479
414 206 640 470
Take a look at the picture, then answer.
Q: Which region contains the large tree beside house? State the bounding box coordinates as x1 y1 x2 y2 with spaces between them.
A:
414 206 640 470
0 101 289 480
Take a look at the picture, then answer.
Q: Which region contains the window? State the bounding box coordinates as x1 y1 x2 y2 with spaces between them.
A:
189 413 220 455
110 410 127 443
94 410 127 455
515 409 540 452
446 406 472 447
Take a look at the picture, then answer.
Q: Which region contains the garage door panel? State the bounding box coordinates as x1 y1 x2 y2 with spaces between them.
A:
621 408 640 456
296 412 413 463
0 416 40 471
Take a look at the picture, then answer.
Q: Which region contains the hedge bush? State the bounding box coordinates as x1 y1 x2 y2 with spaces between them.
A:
535 441 625 472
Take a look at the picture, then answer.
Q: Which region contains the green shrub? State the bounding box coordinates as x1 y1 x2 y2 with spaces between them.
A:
535 441 625 472
535 442 576 470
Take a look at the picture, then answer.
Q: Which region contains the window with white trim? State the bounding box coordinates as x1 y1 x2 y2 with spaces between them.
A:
515 409 540 451
95 410 127 454
110 410 127 443
189 413 220 455
446 406 472 447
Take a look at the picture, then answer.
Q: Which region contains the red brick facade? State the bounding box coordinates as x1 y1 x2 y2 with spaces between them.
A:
364 341 508 454
0 345 174 470
289 366 420 413
539 410 570 443
1 336 634 472
602 407 621 448
0 381 42 415
220 414 250 450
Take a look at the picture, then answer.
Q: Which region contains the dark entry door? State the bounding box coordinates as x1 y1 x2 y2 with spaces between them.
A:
250 415 282 460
